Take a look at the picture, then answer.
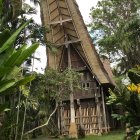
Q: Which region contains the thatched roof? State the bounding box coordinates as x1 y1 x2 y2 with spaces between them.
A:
100 56 116 85
40 0 114 85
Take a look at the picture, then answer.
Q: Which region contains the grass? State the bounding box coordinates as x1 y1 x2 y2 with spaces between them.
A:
84 130 125 140
31 130 125 140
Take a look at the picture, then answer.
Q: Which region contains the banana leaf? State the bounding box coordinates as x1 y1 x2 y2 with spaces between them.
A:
0 29 11 46
4 49 23 67
15 43 39 66
0 80 15 93
15 75 36 86
0 19 31 54
0 47 15 66
0 67 13 79
2 66 21 80
3 44 28 67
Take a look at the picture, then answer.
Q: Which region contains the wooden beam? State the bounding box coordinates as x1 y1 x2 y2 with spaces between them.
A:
49 18 72 25
56 39 81 47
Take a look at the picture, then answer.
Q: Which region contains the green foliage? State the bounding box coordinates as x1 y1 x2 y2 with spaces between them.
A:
0 19 31 53
0 1 46 139
0 29 11 46
30 68 81 109
128 66 140 84
44 69 81 101
108 85 140 125
28 69 81 136
0 21 39 139
90 0 140 74
107 66 140 139
0 22 39 93
0 0 2 16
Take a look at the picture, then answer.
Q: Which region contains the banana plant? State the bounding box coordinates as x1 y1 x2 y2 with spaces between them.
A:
0 19 39 94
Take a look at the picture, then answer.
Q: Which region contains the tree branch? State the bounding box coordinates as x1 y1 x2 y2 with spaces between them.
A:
23 103 58 136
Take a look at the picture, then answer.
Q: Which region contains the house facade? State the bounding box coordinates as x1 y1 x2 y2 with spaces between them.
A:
40 0 114 136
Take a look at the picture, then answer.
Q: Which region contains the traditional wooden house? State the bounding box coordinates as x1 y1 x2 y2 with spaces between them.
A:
40 0 115 137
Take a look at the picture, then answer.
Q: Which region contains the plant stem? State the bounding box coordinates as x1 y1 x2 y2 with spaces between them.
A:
20 98 27 140
15 91 21 140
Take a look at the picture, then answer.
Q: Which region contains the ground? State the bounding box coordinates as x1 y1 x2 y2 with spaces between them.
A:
31 130 125 140
85 130 125 140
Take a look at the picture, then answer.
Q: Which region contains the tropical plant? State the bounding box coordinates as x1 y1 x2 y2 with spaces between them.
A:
107 66 140 139
0 20 39 140
0 20 39 94
0 1 47 140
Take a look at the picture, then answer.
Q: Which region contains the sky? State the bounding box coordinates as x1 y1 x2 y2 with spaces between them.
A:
28 0 99 73
76 0 99 23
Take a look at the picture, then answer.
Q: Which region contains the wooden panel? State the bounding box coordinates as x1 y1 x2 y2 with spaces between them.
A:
59 1 67 9
62 14 71 20
64 22 75 30
49 1 57 13
61 8 69 16
65 28 78 38
48 0 56 5
54 31 65 42
53 25 61 35
50 10 59 21
59 98 109 135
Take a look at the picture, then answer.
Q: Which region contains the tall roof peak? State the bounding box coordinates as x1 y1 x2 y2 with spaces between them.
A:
41 0 114 85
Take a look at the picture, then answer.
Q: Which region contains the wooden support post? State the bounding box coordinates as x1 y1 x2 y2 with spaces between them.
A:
96 98 102 135
95 87 102 135
77 99 85 138
88 103 92 134
92 106 96 134
57 105 60 135
101 87 108 133
60 102 65 135
67 42 78 138
77 99 82 127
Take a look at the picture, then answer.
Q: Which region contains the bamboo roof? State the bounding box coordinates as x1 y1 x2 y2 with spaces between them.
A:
41 0 114 85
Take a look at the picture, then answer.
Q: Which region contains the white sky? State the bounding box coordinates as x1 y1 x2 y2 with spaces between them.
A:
28 0 99 72
76 0 99 23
